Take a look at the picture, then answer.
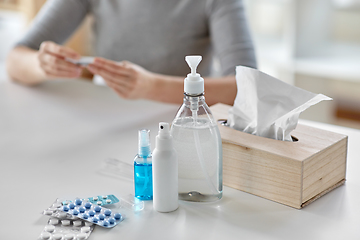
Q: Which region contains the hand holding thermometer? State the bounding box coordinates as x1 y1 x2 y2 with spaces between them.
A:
66 56 95 66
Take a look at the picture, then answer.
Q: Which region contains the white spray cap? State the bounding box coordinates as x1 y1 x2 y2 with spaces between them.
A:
184 55 204 95
158 122 170 139
155 122 173 151
138 129 151 157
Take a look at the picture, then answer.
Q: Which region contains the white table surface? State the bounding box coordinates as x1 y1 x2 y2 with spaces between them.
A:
1 80 359 240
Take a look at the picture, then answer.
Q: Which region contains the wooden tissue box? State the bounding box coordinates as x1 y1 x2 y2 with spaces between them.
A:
211 103 347 209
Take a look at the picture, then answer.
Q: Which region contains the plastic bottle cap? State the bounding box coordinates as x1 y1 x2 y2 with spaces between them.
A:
41 232 51 239
138 129 151 157
45 225 55 233
184 55 204 95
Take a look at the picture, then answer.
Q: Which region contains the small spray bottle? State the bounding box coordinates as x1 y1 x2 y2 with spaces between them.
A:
153 122 178 212
134 129 153 200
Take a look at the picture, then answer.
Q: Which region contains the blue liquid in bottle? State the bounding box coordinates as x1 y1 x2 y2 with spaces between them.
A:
134 129 153 200
134 161 153 200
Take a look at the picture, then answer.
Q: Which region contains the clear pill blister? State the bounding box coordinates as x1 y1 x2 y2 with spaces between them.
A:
64 194 119 206
38 218 94 240
60 199 124 228
43 199 77 220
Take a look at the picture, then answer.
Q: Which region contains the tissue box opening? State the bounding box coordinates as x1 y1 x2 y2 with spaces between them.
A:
211 103 347 209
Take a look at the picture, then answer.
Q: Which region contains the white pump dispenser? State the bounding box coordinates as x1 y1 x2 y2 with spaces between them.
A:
152 122 178 212
184 56 204 95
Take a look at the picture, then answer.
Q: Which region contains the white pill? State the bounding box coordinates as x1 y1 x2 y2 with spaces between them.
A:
93 197 98 201
97 201 102 205
49 218 59 225
58 212 67 218
61 220 70 226
44 210 52 215
85 222 93 227
52 203 62 208
73 220 82 227
102 195 108 199
64 234 75 240
106 199 111 203
40 232 51 240
81 226 91 233
53 233 63 240
76 233 87 240
45 225 55 233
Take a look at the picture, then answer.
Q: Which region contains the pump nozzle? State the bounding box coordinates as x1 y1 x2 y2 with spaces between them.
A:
185 56 202 75
184 55 204 95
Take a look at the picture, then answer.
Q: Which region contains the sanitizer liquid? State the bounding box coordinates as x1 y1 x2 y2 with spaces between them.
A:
134 161 153 200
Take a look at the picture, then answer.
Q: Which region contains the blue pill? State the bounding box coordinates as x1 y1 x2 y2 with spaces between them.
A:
94 206 101 212
103 221 109 227
98 214 105 220
69 203 75 209
73 209 79 215
114 213 121 220
92 217 99 223
108 218 115 224
79 207 86 213
104 209 112 216
75 199 82 205
84 202 92 209
62 206 69 212
89 210 95 217
82 213 89 219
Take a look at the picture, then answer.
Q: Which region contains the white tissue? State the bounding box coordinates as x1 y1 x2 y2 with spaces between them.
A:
228 66 332 141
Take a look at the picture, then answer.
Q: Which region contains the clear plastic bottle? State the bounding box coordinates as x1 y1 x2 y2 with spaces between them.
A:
134 129 153 200
170 56 223 202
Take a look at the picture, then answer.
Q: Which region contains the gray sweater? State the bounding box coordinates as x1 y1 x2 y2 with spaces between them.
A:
18 0 256 77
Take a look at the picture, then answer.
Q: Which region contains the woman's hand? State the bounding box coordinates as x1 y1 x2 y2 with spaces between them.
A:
87 58 157 99
37 41 83 79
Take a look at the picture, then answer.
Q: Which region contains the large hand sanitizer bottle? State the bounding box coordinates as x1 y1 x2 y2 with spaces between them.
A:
170 56 223 202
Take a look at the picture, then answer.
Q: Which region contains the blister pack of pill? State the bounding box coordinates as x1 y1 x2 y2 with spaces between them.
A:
38 218 94 240
63 194 119 206
60 199 123 228
43 199 78 220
